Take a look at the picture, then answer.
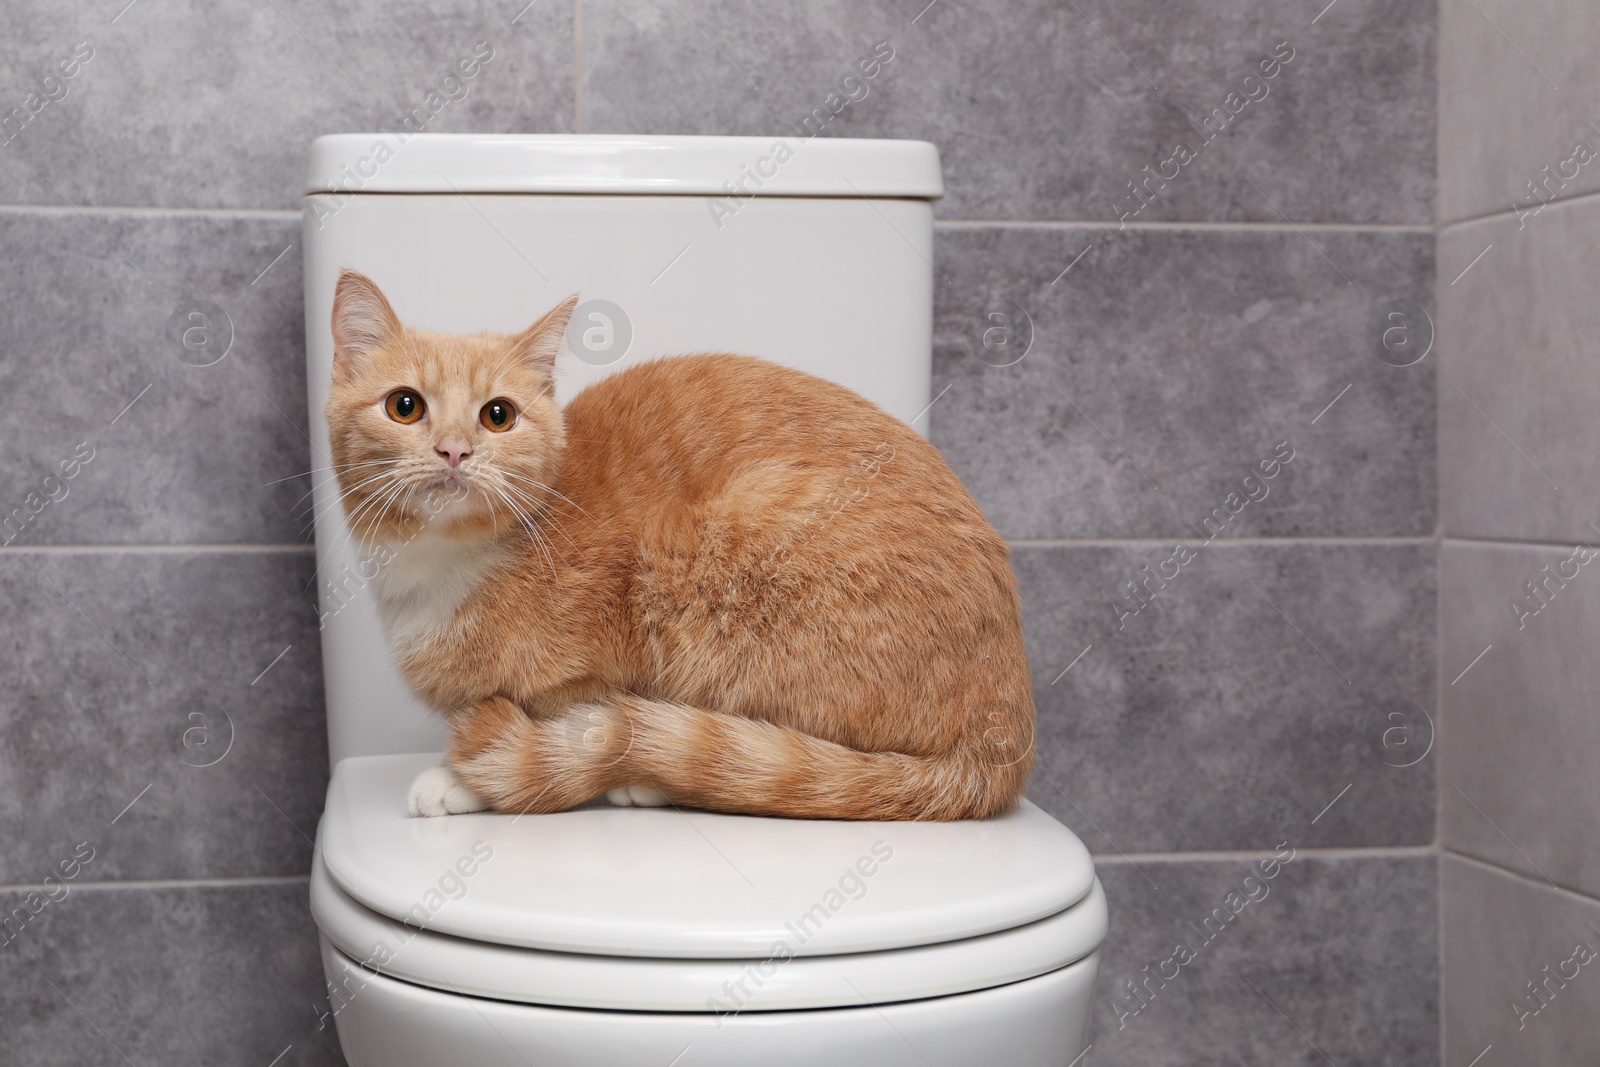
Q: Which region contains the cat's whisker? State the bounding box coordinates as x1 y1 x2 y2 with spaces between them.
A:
345 492 399 552
490 483 562 582
487 482 530 540
297 466 397 519
365 475 409 529
377 479 422 541
262 458 393 489
334 465 401 501
480 479 503 537
310 470 400 531
342 473 406 543
305 476 409 601
488 482 547 552
501 471 589 518
496 477 580 550
285 460 397 504
354 490 410 555
335 482 389 533
299 464 393 509
496 483 579 556
497 470 588 534
473 449 560 528
398 483 419 534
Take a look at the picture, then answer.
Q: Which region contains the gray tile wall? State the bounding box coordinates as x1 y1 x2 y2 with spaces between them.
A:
0 1 1438 1064
1438 0 1600 1060
1441 857 1600 1065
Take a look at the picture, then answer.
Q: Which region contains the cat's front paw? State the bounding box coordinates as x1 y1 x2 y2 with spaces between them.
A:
605 785 671 807
407 764 490 817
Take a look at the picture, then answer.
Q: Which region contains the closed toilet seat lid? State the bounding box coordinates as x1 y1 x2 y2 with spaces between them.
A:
318 753 1099 960
311 853 1108 1012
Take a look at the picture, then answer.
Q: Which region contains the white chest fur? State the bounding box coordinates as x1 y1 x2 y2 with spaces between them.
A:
372 532 507 650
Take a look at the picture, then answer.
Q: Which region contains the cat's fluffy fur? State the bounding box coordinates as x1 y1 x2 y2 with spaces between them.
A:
325 270 1036 821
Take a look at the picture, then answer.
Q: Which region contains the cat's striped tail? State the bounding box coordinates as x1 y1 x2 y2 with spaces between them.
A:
448 694 1032 822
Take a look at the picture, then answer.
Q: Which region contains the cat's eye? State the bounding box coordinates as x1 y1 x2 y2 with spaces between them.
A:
385 389 425 424
480 398 516 432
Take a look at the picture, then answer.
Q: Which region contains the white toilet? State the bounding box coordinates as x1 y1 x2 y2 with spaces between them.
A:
301 134 1106 1066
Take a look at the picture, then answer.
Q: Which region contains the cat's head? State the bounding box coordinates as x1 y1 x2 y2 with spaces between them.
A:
324 269 576 544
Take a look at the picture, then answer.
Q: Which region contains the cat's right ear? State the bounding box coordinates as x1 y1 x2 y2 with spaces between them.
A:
331 269 403 382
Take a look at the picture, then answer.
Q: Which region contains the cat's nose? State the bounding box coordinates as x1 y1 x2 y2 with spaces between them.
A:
435 440 472 468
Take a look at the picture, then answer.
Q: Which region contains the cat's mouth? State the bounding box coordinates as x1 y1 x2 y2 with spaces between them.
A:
433 469 471 493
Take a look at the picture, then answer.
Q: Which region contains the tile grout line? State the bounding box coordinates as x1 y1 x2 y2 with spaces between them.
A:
1092 844 1436 865
1009 535 1434 548
0 203 301 220
573 0 585 133
0 543 314 554
1432 144 1446 1067
1432 268 1446 1056
0 874 311 893
0 538 1441 555
937 218 1433 233
5 850 1453 891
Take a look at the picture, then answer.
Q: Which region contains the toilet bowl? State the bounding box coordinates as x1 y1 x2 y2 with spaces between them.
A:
302 134 1106 1065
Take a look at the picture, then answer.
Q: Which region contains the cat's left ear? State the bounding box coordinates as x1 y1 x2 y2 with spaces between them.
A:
509 294 580 378
330 269 403 382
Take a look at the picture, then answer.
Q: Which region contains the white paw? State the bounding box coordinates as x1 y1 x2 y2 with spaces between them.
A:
605 785 671 808
629 785 670 807
407 765 490 817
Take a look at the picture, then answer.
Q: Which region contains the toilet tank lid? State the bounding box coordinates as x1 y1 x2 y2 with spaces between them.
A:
318 753 1098 959
305 134 944 198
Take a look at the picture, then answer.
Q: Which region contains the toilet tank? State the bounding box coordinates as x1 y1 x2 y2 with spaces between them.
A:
302 134 943 765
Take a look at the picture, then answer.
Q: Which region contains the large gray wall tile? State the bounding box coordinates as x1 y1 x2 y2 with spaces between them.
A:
0 881 343 1066
1440 0 1600 223
1018 542 1435 853
0 210 313 545
1442 855 1600 1065
1439 201 1600 542
933 226 1435 540
0 549 327 882
1091 855 1437 1066
1440 540 1600 896
0 0 573 210
585 0 1434 223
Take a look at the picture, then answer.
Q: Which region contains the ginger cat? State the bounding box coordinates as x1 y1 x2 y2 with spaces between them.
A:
324 270 1035 821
